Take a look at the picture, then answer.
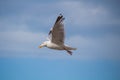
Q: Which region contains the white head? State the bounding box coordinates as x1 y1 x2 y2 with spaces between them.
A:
39 41 48 48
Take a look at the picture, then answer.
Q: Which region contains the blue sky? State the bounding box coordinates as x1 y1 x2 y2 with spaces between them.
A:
0 0 120 80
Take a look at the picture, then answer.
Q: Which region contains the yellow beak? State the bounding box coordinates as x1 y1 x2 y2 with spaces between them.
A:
39 45 43 48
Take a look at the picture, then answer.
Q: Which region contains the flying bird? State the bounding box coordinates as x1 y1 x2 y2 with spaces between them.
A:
39 14 76 55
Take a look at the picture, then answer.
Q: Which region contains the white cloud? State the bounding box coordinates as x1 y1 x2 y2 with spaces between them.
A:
0 30 47 52
1 0 119 31
0 30 120 60
0 0 120 59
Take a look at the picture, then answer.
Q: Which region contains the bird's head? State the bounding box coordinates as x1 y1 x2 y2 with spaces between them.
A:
38 41 48 48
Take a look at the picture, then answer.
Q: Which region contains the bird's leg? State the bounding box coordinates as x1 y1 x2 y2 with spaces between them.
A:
66 50 72 55
63 47 72 55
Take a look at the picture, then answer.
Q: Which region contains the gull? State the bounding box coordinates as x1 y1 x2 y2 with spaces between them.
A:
39 14 76 55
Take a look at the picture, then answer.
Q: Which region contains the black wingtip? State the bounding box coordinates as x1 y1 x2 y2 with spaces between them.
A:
55 14 63 24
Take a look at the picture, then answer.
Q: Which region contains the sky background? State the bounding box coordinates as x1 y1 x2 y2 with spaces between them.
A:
0 0 120 80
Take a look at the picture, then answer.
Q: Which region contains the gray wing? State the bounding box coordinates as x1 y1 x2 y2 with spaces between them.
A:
49 14 65 45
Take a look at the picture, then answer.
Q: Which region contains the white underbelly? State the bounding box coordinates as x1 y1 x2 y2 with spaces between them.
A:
47 43 63 50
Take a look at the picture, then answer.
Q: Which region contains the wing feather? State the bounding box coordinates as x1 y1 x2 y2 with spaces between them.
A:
49 14 65 45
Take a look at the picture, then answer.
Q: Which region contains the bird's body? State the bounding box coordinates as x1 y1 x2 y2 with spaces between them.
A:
39 14 76 55
45 41 63 50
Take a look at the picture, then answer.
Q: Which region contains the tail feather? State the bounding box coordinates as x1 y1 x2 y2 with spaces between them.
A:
71 48 77 50
65 46 77 50
63 45 76 55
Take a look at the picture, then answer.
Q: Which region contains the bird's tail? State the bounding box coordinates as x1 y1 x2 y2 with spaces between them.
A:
64 46 76 55
64 45 77 50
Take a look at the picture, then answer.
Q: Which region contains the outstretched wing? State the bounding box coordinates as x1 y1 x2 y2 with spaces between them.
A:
49 14 65 45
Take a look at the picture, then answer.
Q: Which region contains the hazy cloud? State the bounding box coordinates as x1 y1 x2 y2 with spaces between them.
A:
0 30 119 60
66 34 120 60
0 30 47 53
0 0 120 60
